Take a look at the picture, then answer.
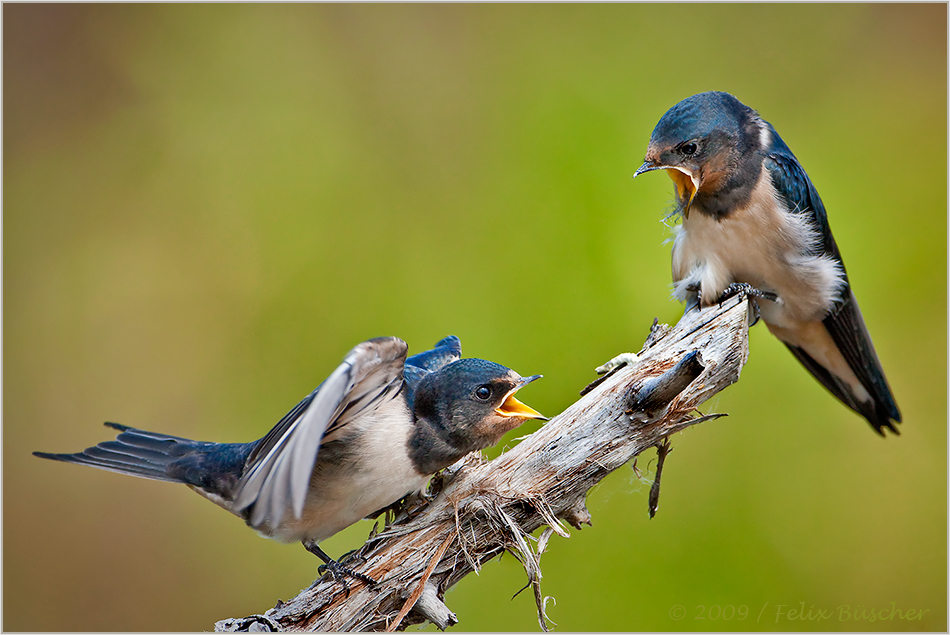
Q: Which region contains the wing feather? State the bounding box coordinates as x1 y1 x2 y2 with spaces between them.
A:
233 337 409 528
822 290 901 432
765 128 900 432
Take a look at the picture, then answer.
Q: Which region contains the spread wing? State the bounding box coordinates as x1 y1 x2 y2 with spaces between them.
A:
233 337 409 528
765 128 900 433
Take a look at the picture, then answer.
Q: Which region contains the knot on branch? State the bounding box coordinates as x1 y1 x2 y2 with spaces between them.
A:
560 497 592 530
409 583 457 631
626 350 705 422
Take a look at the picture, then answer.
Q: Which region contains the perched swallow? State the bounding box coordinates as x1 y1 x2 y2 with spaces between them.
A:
633 91 901 435
34 336 545 583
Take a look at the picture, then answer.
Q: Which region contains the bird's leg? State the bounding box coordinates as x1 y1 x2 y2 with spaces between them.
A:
684 282 703 313
717 282 779 326
303 542 378 586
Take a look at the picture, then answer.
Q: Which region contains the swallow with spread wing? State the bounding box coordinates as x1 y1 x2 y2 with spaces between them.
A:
34 335 545 583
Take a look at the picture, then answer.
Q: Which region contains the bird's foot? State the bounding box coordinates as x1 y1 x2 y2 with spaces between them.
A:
717 283 778 326
304 542 378 588
317 560 378 588
718 282 778 304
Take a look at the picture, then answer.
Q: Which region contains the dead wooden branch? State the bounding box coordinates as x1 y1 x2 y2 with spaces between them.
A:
216 295 753 632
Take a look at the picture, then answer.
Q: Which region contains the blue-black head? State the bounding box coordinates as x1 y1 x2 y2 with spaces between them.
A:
634 91 764 217
410 358 545 468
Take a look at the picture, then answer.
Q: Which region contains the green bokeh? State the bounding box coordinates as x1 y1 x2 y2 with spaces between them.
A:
4 4 945 632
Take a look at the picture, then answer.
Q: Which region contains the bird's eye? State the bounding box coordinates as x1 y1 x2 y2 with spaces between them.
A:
680 142 698 157
474 385 492 401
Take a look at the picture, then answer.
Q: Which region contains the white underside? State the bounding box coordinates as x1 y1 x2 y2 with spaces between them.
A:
276 396 429 543
199 397 430 544
669 167 870 403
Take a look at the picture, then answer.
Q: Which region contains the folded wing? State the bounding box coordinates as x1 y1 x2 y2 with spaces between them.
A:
766 132 901 434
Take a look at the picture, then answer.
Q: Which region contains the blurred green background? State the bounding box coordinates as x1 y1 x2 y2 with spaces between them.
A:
4 4 946 632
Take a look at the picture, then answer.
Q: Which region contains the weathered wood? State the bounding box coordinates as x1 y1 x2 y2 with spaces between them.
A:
216 295 753 632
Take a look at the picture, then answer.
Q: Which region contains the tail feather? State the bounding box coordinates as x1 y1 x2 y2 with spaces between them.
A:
33 422 204 484
95 440 172 463
784 343 899 437
107 421 202 448
33 450 180 481
820 289 901 434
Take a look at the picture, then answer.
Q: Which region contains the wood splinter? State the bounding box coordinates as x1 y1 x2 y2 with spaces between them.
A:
648 438 672 519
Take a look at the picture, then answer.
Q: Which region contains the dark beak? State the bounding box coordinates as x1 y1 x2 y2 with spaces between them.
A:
633 158 699 218
519 374 543 387
634 160 663 178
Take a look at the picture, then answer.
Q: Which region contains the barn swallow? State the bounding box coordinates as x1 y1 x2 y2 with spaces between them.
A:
34 335 545 583
631 91 901 435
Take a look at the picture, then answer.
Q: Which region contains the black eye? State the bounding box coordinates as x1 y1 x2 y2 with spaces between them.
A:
474 385 492 401
680 141 698 157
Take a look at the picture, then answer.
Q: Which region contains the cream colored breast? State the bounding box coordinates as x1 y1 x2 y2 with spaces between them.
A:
670 168 844 325
266 396 429 544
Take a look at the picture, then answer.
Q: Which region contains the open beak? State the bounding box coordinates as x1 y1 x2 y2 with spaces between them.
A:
634 160 700 218
495 375 547 421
